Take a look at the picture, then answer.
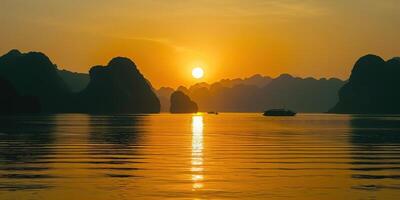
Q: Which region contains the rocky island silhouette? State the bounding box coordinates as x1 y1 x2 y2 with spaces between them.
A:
330 54 400 114
75 57 160 114
170 91 198 113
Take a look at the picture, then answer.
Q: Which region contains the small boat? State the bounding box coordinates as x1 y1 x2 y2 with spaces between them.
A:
263 109 296 116
207 111 219 115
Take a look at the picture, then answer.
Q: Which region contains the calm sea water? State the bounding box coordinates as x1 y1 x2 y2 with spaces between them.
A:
0 113 399 199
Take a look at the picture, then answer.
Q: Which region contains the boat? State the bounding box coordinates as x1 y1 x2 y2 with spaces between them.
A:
263 109 296 116
207 111 219 115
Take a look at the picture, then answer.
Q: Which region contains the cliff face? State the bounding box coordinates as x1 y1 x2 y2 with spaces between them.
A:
170 91 198 113
77 57 160 114
330 54 400 114
0 50 71 112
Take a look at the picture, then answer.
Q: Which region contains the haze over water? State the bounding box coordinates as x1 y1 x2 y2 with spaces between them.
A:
0 113 400 199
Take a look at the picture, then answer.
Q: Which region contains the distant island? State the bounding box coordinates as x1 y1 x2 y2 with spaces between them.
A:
170 91 198 113
58 70 89 93
157 74 344 113
329 55 400 114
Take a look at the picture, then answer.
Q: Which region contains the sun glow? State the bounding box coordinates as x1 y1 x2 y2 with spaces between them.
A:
192 67 204 79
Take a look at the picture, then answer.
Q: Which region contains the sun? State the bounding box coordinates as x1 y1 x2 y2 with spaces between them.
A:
192 67 204 79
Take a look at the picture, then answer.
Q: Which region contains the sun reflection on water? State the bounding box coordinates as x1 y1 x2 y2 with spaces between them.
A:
191 115 204 191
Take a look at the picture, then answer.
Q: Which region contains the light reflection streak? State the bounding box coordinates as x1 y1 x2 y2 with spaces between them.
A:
191 115 204 191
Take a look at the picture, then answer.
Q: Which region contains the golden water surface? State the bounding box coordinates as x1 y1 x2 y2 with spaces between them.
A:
0 113 399 199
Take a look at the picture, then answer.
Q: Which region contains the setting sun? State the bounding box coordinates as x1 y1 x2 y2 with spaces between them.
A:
192 67 204 79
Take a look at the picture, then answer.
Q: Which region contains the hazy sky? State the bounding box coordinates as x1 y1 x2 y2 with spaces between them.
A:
0 0 399 87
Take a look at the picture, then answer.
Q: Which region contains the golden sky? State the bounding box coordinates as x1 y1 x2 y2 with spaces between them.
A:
0 0 399 88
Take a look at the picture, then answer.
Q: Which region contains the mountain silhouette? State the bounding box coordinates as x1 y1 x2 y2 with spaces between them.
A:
58 69 89 92
181 74 272 92
214 74 272 88
0 77 41 114
330 54 400 114
0 50 71 112
77 57 160 114
160 74 344 112
260 74 344 112
170 91 198 113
